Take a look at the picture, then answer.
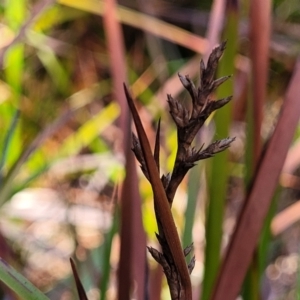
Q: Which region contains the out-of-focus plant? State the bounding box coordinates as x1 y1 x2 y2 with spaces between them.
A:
0 0 300 299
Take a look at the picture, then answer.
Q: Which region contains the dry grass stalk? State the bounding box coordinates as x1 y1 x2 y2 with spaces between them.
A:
125 42 234 300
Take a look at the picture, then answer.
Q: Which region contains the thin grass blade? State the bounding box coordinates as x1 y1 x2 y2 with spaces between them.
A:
249 0 271 165
243 0 271 297
0 109 20 186
70 258 88 300
0 258 49 300
182 163 202 258
124 84 192 299
102 0 147 298
2 0 25 173
201 2 238 299
211 58 300 300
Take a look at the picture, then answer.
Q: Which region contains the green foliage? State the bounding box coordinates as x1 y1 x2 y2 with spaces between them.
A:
201 8 238 300
0 0 299 299
0 258 49 300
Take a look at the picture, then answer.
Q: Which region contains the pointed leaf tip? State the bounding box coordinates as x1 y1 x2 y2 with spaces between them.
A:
70 258 88 300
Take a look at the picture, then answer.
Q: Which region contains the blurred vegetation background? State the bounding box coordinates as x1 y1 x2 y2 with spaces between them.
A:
0 0 300 299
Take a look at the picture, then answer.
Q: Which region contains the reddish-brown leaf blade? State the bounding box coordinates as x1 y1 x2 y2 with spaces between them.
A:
70 258 88 300
124 84 192 299
103 1 147 299
249 0 271 166
103 0 128 133
211 58 300 300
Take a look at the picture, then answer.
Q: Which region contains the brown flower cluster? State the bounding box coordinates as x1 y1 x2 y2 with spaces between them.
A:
126 41 235 300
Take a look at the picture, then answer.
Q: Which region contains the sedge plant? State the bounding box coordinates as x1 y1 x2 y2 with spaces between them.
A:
125 42 235 300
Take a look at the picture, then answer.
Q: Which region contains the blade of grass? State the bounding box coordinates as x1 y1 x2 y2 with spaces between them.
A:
211 57 300 300
258 188 279 274
201 2 238 299
103 0 127 131
70 258 88 300
0 258 49 300
182 163 202 257
0 104 22 171
0 109 20 186
125 85 192 299
242 190 278 300
0 0 25 213
2 0 25 173
4 37 24 99
102 0 147 299
118 143 146 300
249 0 271 164
243 0 271 297
37 48 69 94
